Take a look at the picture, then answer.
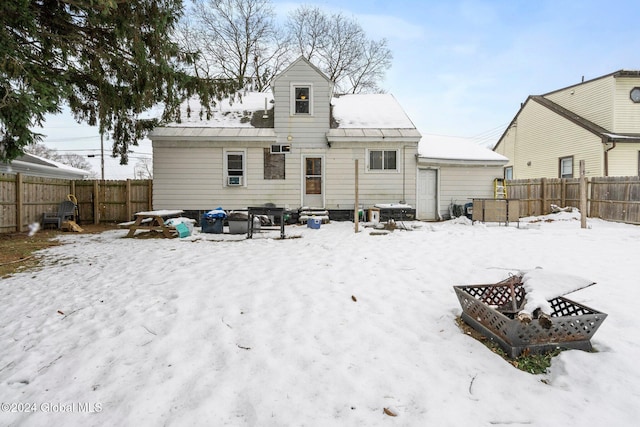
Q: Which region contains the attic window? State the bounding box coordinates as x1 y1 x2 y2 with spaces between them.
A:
292 85 312 115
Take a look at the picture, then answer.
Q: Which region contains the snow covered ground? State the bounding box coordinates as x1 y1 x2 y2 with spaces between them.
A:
1 211 640 426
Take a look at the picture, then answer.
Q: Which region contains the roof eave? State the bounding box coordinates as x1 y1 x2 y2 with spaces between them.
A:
418 157 508 167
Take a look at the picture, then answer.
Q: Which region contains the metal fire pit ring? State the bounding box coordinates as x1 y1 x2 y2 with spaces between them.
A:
454 276 608 358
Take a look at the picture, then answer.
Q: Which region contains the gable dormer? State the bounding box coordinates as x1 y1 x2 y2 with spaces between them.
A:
271 57 334 146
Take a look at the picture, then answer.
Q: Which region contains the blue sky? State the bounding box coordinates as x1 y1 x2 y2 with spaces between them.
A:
37 0 640 178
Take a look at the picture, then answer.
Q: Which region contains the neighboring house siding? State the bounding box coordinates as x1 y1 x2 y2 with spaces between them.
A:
613 77 640 133
544 76 614 130
608 144 640 176
438 165 503 217
494 124 517 170
501 100 604 179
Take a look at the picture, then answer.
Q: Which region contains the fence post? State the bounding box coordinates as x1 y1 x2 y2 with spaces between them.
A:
580 160 587 229
148 179 153 210
126 179 132 220
527 179 532 217
16 173 23 232
93 180 100 224
540 178 547 215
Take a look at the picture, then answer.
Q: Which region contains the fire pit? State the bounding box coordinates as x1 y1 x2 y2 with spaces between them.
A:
454 275 607 358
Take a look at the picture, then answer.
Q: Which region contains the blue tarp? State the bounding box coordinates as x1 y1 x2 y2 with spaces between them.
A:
204 207 227 219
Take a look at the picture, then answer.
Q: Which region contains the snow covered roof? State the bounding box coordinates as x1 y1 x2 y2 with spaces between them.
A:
331 94 417 129
0 153 90 179
418 135 508 166
152 92 418 131
162 92 274 128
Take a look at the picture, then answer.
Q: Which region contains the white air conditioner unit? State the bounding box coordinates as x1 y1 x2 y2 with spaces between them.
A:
227 176 243 186
270 144 291 154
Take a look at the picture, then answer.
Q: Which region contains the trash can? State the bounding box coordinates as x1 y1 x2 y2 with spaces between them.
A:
202 208 227 234
464 202 473 220
227 211 261 234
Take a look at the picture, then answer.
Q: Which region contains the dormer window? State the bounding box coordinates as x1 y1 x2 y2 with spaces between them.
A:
292 84 312 115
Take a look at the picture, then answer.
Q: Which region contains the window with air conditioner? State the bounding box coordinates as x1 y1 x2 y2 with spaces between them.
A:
225 150 245 186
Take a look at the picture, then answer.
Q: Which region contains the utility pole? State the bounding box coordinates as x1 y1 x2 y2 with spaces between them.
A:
100 130 105 181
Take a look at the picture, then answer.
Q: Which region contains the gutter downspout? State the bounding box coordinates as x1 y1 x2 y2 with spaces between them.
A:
603 138 616 177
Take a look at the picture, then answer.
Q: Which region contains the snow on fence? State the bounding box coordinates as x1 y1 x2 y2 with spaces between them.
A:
0 173 152 233
506 176 640 224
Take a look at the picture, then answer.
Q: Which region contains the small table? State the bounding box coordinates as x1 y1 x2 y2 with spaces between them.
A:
247 207 286 239
126 210 184 238
374 203 412 222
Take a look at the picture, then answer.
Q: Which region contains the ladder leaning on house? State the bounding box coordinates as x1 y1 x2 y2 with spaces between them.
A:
494 178 507 199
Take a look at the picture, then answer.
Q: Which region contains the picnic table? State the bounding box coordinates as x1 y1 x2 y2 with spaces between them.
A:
126 210 184 238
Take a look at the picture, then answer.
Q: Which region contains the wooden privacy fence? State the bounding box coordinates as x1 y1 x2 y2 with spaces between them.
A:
0 173 152 233
506 176 640 224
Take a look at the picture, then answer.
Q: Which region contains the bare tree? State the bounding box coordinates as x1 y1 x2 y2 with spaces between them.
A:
25 143 95 176
285 5 329 61
285 6 392 94
134 157 153 179
25 143 62 161
186 0 287 90
346 39 393 94
59 153 93 172
176 1 392 94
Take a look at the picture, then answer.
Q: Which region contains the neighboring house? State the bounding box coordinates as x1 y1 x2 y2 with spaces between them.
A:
417 136 508 220
150 56 422 219
0 153 89 179
494 70 640 179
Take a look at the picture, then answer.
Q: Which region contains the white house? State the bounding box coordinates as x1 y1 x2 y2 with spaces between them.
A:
149 57 422 220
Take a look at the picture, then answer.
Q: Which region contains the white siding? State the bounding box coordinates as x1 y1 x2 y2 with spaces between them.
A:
323 144 418 209
272 59 332 148
437 165 503 218
613 76 640 133
545 76 614 130
153 143 302 210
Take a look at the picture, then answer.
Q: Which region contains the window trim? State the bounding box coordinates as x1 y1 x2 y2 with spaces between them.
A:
224 149 247 187
366 149 399 172
559 156 574 178
504 166 513 180
290 83 313 116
